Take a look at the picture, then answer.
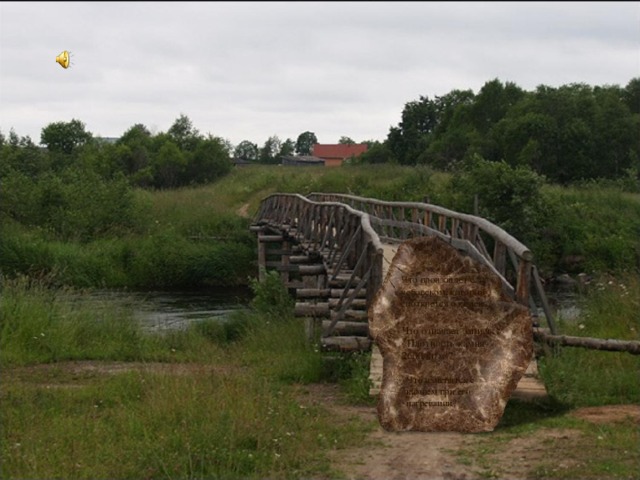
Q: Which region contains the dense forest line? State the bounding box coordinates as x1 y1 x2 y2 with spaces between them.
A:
359 78 640 185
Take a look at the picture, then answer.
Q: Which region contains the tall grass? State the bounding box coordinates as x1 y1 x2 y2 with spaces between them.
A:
1 276 147 364
539 273 640 406
1 273 371 479
2 363 364 479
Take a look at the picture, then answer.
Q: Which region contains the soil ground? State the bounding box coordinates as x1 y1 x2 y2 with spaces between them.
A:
297 382 640 480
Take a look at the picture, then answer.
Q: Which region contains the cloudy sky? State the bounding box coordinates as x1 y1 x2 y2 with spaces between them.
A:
1 2 638 147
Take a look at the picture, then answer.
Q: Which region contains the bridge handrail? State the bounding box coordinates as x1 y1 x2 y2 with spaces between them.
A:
254 193 384 251
254 192 557 335
307 192 557 334
307 192 531 260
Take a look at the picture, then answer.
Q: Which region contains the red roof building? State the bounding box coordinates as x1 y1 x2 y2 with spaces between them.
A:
312 143 368 167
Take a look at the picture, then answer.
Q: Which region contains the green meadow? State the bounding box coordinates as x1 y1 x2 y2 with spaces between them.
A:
2 164 639 479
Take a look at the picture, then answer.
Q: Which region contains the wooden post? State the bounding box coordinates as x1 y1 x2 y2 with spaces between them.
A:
258 234 266 282
281 239 290 284
516 259 531 305
493 241 506 276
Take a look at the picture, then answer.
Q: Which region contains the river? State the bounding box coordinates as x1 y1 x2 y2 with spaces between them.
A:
76 287 253 332
76 283 579 333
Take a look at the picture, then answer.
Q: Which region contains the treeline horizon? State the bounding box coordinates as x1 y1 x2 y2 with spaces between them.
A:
358 77 639 185
2 77 638 188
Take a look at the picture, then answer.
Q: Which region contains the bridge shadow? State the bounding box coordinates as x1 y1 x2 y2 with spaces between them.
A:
496 396 572 430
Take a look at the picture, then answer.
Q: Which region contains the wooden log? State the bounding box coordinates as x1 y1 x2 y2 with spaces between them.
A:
264 247 303 255
257 236 266 282
328 298 367 309
330 310 368 321
532 265 557 334
264 263 324 275
258 235 284 242
296 288 331 298
321 320 369 336
265 262 300 270
304 318 321 344
280 240 296 285
534 329 640 355
328 274 362 288
289 255 315 264
516 259 531 305
330 288 367 298
299 264 326 275
295 302 330 317
321 336 372 352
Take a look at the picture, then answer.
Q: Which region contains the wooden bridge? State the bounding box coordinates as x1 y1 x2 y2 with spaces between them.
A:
250 192 558 352
250 192 639 401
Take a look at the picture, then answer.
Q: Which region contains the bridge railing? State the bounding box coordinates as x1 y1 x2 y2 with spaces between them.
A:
307 192 557 334
254 193 384 338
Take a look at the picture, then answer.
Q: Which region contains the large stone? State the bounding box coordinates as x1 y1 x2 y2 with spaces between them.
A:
369 236 533 433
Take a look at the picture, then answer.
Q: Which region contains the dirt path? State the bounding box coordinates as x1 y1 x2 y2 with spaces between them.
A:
299 383 640 480
335 427 477 480
299 383 480 480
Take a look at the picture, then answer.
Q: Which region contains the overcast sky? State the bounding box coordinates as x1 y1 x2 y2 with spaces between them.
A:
1 2 638 148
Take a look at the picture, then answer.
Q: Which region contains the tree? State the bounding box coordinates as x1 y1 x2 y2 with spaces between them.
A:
118 123 152 146
218 138 234 156
623 77 640 115
339 136 355 145
168 114 201 151
450 155 547 243
234 140 259 162
187 136 231 184
152 137 186 188
259 135 282 164
358 142 396 164
279 138 295 158
0 129 49 178
41 119 93 155
387 96 439 164
117 124 152 175
295 131 318 155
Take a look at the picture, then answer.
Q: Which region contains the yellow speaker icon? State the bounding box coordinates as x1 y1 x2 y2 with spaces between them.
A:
56 50 70 69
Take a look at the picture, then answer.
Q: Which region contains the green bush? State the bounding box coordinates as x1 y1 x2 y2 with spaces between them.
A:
540 185 640 274
1 167 139 242
249 270 295 320
448 155 549 243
